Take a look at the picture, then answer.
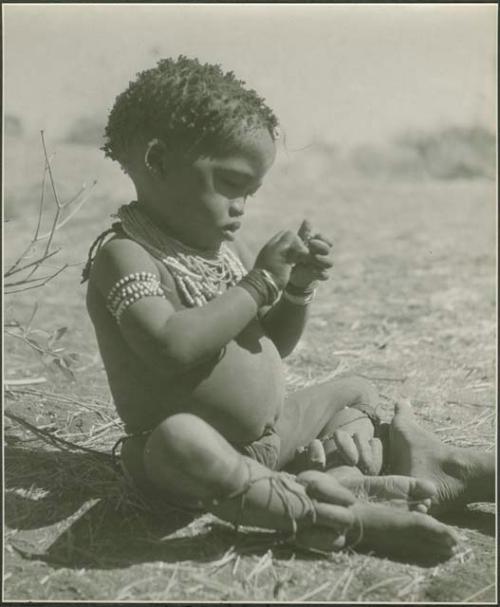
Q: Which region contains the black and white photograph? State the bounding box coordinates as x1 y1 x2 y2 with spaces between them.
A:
3 2 497 603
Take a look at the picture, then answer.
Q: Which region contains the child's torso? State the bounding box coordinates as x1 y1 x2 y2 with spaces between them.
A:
87 251 285 443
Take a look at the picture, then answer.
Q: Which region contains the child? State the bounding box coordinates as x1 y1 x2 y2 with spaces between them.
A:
83 56 471 560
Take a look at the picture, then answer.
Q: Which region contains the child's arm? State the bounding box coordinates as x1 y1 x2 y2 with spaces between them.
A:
259 222 333 357
91 232 306 376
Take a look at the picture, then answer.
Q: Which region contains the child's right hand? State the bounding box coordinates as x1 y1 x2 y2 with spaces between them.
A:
254 230 310 288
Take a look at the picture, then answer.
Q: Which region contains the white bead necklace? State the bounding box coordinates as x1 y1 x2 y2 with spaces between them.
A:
117 201 247 307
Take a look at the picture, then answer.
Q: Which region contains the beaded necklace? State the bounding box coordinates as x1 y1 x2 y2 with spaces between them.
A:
117 201 247 307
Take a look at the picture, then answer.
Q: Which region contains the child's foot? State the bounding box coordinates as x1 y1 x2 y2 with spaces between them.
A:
295 501 459 562
388 399 495 515
326 465 435 513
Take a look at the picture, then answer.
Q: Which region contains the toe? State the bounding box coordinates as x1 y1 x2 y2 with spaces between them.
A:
410 477 438 500
315 503 355 529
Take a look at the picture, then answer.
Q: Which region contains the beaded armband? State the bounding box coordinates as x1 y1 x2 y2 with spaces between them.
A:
106 272 165 323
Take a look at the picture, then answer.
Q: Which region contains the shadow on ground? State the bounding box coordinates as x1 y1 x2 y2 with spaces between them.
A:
440 507 495 537
5 441 495 571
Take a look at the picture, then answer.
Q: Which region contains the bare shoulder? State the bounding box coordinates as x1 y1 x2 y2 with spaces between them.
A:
91 235 161 298
229 235 255 271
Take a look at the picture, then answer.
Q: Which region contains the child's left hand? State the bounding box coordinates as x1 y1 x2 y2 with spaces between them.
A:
288 220 333 289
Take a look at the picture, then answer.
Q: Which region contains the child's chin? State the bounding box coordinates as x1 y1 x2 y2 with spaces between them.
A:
221 229 236 242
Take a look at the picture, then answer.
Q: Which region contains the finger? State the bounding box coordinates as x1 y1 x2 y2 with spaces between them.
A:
309 254 334 269
306 439 326 469
304 473 357 506
333 430 359 466
279 230 309 250
353 433 374 474
314 502 355 529
412 497 432 514
284 239 310 263
308 238 332 255
409 478 437 501
297 219 313 243
310 232 334 247
262 231 287 251
315 271 330 281
369 438 383 475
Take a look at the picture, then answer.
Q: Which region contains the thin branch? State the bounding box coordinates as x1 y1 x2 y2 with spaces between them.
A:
33 155 51 240
4 131 93 293
4 249 60 278
5 267 66 288
4 377 47 386
37 181 96 239
5 329 46 355
40 131 63 258
5 411 111 457
40 130 62 209
5 265 68 294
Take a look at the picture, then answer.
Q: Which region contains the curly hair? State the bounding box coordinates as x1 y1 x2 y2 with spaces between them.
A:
102 55 279 169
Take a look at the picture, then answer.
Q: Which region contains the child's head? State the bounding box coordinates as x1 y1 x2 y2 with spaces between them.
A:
103 56 279 250
103 55 279 172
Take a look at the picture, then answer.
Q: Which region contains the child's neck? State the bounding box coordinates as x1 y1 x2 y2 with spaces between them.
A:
130 199 221 255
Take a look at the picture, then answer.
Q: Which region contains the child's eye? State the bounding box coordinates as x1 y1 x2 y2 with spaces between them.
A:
221 177 240 189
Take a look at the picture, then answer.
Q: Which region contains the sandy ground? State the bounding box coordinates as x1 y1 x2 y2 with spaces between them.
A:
4 137 496 602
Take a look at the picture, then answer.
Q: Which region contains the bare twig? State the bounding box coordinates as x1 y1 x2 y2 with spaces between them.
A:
5 411 112 457
462 582 495 602
5 386 113 421
4 377 47 386
4 130 93 292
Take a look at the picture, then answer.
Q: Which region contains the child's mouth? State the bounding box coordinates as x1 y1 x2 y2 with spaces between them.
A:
221 222 241 238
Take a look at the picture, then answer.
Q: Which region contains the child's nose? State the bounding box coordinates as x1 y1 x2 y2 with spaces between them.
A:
229 198 245 217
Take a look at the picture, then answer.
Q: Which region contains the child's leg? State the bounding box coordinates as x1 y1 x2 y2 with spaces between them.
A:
141 412 355 532
275 375 378 469
123 412 458 560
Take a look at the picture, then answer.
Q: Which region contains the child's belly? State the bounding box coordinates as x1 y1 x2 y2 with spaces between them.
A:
104 316 285 443
182 321 286 443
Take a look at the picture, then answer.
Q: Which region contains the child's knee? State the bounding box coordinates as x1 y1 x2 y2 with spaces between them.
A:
144 413 211 472
143 413 240 497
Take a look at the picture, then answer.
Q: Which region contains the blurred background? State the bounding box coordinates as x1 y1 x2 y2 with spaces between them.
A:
3 3 497 209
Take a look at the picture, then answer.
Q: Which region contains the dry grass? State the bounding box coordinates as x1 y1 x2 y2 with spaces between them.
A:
3 137 496 602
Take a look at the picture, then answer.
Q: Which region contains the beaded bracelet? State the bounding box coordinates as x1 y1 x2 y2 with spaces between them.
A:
106 272 165 323
282 281 317 306
237 268 281 308
285 281 317 296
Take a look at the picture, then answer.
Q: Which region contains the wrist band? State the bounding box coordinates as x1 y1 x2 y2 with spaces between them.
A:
285 281 317 296
238 269 281 307
282 290 315 306
282 281 317 306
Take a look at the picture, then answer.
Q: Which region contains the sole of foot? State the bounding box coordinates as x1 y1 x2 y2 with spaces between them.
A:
389 399 494 515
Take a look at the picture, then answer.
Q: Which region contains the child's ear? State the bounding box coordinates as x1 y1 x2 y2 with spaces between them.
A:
144 138 169 176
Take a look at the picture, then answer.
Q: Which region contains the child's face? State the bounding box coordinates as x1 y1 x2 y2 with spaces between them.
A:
149 126 276 250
